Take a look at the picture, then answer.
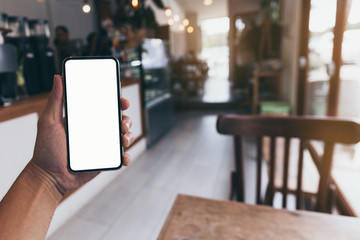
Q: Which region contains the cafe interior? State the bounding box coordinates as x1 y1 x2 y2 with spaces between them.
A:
1 0 360 239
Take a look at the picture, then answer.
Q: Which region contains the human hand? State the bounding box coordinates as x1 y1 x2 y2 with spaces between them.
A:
29 75 134 201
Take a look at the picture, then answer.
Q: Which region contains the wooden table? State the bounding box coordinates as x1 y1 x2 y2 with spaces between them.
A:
158 194 360 240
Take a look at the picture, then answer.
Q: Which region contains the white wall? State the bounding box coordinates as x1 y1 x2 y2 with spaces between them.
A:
47 0 97 43
173 0 227 25
0 0 48 19
197 3 227 24
0 114 38 201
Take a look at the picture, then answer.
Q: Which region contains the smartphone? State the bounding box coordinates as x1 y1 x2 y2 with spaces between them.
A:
63 57 123 172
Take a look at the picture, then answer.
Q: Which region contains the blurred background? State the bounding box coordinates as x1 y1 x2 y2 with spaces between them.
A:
1 0 360 239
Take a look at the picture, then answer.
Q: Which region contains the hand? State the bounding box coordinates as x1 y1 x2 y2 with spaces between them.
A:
29 75 134 201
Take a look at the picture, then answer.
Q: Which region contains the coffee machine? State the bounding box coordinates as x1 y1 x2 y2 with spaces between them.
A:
0 13 19 106
28 19 55 92
0 13 9 44
6 16 40 96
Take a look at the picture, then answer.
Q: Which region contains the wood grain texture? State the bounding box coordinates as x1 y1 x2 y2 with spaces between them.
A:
0 93 49 123
158 194 360 240
217 115 360 144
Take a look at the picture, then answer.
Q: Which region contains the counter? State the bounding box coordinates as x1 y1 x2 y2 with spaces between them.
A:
0 78 146 237
0 92 48 122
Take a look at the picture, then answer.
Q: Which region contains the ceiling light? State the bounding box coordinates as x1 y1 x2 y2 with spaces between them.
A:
131 0 139 8
179 24 185 31
168 18 174 26
82 0 91 14
183 18 189 27
187 26 194 33
174 14 180 22
203 0 213 6
165 8 172 17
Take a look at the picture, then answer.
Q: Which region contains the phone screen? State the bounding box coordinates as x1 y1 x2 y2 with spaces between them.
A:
63 57 123 172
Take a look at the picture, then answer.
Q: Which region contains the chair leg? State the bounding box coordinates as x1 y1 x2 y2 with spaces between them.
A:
303 194 313 210
229 171 235 200
230 171 244 202
327 184 337 213
264 184 274 206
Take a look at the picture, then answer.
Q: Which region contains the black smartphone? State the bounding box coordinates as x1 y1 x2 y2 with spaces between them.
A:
63 56 123 172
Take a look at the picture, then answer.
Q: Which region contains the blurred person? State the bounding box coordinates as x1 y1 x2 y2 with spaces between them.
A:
82 32 99 56
97 28 113 56
82 30 112 57
54 26 78 71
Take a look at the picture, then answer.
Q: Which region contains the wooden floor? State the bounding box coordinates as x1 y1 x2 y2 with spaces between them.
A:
48 112 241 240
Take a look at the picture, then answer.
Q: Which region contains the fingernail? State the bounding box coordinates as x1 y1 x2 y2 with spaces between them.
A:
125 133 133 145
52 75 57 91
125 121 131 130
52 75 61 90
125 155 131 166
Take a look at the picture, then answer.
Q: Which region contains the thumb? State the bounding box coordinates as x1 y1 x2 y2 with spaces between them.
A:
44 75 64 120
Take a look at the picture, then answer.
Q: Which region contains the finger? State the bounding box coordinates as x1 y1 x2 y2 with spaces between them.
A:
123 153 131 166
123 132 134 148
44 75 64 121
120 98 130 110
121 115 132 133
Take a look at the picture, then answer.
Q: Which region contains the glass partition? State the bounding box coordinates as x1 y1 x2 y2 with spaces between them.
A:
338 0 360 117
307 0 337 116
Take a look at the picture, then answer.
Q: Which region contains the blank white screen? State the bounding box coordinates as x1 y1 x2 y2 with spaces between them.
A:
64 58 121 171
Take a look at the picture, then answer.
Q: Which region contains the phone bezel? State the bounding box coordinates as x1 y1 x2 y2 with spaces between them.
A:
63 56 124 173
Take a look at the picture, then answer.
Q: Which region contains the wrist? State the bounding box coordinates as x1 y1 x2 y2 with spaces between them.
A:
26 160 64 203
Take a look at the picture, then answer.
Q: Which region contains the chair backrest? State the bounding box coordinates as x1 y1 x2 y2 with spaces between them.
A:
217 114 360 212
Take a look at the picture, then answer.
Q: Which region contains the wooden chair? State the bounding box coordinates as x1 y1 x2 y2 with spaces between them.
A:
216 114 360 213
